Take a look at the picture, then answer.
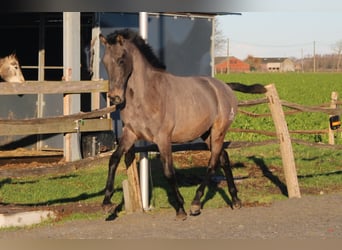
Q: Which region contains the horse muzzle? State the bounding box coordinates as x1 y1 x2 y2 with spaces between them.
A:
109 95 123 105
108 86 125 105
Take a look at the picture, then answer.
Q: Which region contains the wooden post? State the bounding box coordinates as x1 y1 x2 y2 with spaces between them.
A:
328 91 338 145
90 25 101 111
124 157 143 213
265 84 301 198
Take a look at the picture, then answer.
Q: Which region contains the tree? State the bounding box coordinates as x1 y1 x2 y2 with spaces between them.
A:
214 18 227 57
332 40 342 71
244 55 262 71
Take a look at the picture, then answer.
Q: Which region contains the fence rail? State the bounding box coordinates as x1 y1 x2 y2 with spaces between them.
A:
0 80 108 95
0 80 112 138
234 90 341 149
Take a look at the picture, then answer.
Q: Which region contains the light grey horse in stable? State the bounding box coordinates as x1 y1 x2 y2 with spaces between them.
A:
100 29 266 220
0 54 25 82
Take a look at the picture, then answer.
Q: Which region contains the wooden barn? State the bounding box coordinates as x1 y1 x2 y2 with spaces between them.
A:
215 56 250 73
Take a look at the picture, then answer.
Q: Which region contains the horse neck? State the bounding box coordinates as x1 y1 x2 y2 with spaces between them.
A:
128 45 155 90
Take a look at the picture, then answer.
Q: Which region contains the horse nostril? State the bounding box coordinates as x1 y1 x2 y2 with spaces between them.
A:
112 96 122 105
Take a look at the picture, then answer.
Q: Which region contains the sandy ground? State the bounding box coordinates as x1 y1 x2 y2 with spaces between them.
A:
0 192 341 239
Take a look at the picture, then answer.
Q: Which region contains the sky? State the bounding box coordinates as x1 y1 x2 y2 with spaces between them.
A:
216 12 342 60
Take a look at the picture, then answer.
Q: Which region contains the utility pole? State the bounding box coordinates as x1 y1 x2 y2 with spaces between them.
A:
226 38 230 74
301 48 304 73
313 41 316 72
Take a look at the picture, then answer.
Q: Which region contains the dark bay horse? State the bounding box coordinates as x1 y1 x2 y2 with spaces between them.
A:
100 29 266 219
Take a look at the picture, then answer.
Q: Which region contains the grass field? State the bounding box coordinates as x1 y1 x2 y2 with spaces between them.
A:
216 72 342 144
0 73 341 223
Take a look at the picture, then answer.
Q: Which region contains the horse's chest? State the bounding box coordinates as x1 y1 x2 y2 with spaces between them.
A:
120 106 161 139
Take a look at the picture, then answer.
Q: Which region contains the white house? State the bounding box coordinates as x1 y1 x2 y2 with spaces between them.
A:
260 57 295 72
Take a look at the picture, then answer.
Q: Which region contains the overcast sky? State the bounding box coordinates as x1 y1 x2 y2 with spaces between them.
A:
216 12 342 60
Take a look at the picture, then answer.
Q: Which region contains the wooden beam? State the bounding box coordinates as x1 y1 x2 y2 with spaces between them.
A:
125 158 143 213
0 81 108 95
0 119 112 136
0 105 116 136
328 91 338 145
265 84 301 198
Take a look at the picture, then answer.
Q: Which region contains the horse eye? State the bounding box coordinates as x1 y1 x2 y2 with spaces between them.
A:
117 58 124 65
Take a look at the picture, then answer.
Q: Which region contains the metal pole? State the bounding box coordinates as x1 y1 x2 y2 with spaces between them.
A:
139 12 150 211
63 12 81 161
139 12 148 40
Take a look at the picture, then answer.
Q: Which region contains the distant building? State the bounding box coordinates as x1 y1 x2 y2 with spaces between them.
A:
215 56 250 73
259 57 295 72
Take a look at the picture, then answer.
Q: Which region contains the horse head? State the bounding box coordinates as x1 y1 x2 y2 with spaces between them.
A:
0 54 25 83
100 33 133 105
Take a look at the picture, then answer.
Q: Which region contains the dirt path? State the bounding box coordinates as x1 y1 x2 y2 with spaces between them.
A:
1 192 341 239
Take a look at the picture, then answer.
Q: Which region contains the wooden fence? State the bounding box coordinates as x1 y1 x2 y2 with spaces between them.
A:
0 80 112 136
231 91 342 148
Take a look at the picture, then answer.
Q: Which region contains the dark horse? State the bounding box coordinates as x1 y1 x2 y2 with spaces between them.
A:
100 29 266 219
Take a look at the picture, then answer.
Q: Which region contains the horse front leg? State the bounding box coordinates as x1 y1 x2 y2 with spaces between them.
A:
158 143 187 220
102 130 136 214
102 145 124 214
220 149 241 209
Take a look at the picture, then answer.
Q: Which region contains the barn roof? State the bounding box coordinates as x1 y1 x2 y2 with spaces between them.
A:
259 57 289 63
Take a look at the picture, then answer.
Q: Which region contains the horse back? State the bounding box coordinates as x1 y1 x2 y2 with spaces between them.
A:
162 74 238 142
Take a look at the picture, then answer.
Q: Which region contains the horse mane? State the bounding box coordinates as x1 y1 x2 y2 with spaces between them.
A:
0 53 18 64
106 29 166 70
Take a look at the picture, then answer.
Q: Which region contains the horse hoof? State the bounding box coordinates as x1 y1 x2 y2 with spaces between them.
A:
233 199 242 209
175 213 187 221
190 204 201 216
175 209 187 221
102 203 117 214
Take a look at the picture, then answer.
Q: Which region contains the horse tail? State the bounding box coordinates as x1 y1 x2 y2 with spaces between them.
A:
226 82 266 94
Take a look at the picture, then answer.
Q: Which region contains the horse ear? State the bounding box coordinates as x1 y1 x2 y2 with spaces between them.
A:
99 34 107 45
116 35 124 46
9 51 17 59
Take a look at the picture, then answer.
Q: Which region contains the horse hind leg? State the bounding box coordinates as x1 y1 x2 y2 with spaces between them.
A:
220 149 242 209
190 132 221 216
190 161 217 216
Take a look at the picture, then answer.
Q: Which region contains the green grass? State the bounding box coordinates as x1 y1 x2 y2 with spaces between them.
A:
0 163 124 207
216 72 342 144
